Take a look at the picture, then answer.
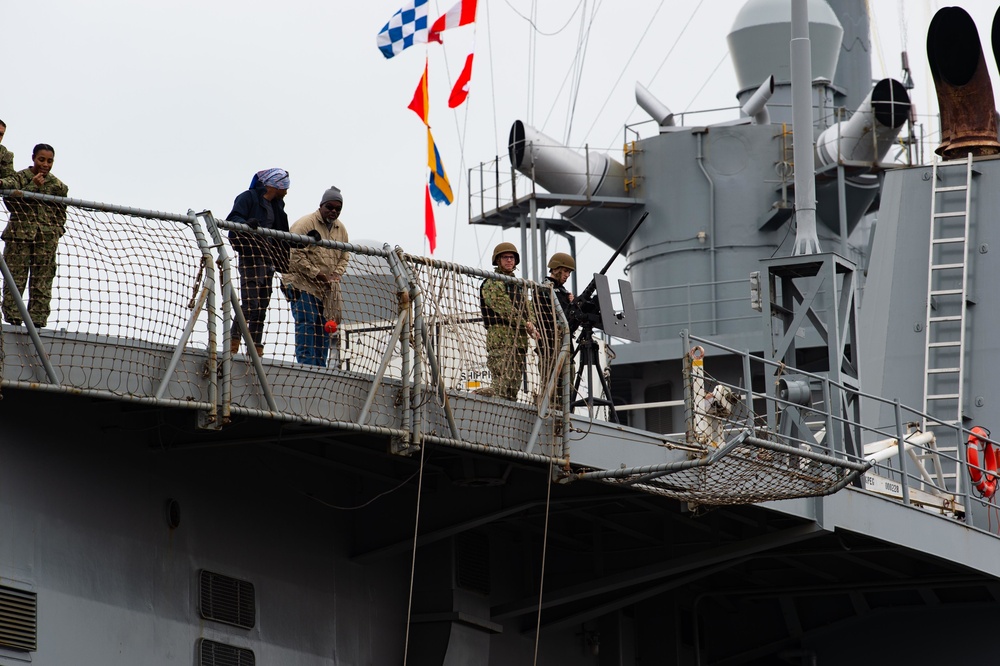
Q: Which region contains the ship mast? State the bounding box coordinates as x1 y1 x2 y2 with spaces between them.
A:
790 0 820 255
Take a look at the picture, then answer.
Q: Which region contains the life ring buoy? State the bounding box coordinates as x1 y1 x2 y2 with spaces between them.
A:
967 426 997 498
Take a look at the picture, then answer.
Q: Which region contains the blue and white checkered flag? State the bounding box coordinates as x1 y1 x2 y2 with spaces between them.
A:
376 0 430 59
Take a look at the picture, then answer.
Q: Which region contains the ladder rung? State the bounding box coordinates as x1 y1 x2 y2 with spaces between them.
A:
931 237 966 244
928 316 962 322
930 263 965 271
930 289 963 296
927 367 961 374
934 185 968 193
928 341 961 348
933 211 967 219
926 393 960 400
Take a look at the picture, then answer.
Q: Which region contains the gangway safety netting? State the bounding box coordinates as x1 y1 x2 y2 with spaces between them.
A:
400 255 566 452
0 199 213 407
0 195 568 459
603 356 867 505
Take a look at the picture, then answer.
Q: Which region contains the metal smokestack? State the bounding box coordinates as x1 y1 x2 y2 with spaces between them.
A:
927 6 1000 158
816 78 911 166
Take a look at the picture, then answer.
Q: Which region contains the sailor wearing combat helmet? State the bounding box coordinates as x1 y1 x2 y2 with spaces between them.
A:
534 252 582 398
479 242 540 400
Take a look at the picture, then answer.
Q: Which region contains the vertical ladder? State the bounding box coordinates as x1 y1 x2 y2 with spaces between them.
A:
920 153 976 495
623 140 640 193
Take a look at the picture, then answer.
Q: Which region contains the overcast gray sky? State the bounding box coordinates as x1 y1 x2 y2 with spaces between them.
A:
3 0 997 275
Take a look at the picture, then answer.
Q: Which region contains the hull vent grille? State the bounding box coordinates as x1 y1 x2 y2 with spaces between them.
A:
455 531 491 595
199 570 256 629
199 638 255 666
0 584 36 652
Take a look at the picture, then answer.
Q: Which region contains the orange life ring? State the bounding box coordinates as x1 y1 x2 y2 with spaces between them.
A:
967 426 997 498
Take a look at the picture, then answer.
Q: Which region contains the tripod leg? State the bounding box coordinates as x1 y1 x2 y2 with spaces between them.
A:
595 364 619 424
570 337 618 422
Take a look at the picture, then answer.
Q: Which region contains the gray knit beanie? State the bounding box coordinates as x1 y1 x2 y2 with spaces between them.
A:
320 186 343 205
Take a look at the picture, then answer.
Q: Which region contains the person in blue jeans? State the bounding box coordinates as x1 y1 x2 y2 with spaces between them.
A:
283 186 350 367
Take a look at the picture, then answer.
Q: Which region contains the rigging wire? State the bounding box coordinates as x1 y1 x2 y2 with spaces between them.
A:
866 0 889 79
402 438 430 666
644 0 706 96
531 458 555 666
579 0 667 145
464 0 503 265
537 0 602 134
684 52 730 114
304 470 420 510
606 0 706 147
563 0 599 144
503 0 585 36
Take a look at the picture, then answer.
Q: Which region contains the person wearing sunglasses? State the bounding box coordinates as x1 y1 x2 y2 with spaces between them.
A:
282 186 350 367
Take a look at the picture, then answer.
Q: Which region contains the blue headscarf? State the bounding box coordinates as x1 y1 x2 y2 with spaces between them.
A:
248 168 290 190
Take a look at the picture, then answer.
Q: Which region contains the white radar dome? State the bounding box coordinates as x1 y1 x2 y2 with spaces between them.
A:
727 0 843 94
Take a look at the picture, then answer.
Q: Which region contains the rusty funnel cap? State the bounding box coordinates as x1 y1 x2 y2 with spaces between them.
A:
927 6 1000 158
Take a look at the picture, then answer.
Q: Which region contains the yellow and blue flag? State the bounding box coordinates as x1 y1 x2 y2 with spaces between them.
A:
427 128 453 205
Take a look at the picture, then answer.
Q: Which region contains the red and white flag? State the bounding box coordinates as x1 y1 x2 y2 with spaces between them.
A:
428 0 477 43
448 53 474 108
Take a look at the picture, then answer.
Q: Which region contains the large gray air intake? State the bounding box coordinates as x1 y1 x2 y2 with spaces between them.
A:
816 78 911 166
508 120 626 219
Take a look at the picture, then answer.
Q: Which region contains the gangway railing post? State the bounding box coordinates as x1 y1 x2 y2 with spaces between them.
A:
742 350 754 431
192 211 218 425
893 399 911 506
200 211 232 420
956 425 972 526
396 253 462 443
527 284 572 456
505 155 512 205
406 256 425 447
154 211 219 427
0 251 60 385
384 247 412 444
201 213 278 414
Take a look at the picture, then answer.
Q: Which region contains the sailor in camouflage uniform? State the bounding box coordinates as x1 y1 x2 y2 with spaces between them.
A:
0 144 68 327
480 242 539 400
0 120 14 178
535 252 582 405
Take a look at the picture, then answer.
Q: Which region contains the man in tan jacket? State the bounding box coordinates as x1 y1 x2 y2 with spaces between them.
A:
283 186 350 367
